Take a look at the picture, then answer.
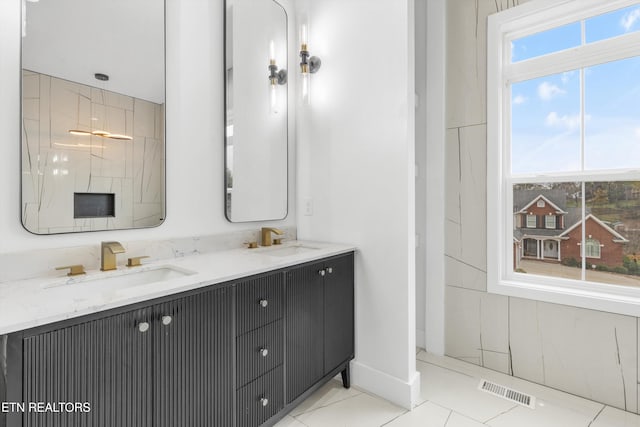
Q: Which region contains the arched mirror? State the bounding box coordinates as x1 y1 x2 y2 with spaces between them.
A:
21 0 165 234
224 0 288 222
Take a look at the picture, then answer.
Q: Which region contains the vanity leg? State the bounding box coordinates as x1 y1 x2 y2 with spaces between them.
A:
340 364 351 389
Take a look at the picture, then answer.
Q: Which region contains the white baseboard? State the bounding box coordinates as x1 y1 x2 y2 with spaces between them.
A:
351 360 421 409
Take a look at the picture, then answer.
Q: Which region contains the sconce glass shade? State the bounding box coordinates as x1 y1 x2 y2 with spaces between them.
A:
301 72 310 105
300 24 308 47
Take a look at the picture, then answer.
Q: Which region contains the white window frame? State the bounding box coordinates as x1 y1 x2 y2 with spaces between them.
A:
526 214 537 228
584 238 601 259
545 215 556 229
487 0 640 316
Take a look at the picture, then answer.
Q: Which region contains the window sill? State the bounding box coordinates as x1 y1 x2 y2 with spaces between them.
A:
489 275 640 317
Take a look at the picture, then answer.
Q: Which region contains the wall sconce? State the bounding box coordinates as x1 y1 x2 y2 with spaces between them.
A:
299 24 321 105
268 40 287 114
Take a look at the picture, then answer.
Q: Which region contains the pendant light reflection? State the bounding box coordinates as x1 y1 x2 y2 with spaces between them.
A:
268 40 287 114
68 73 133 141
299 22 321 106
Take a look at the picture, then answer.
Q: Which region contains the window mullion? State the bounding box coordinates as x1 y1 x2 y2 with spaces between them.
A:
504 31 640 83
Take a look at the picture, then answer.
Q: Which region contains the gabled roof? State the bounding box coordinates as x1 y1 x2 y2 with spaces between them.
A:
558 214 630 243
516 194 568 215
513 189 568 213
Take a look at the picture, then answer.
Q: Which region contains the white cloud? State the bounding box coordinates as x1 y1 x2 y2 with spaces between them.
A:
512 95 527 105
621 8 640 32
635 128 640 139
538 82 566 101
561 71 576 85
545 112 581 131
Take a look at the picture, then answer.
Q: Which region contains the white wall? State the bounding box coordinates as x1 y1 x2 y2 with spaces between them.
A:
296 0 419 409
0 0 295 255
424 0 446 355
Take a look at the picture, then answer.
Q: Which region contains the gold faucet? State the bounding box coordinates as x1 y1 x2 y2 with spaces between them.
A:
261 227 284 247
55 264 86 276
101 241 126 271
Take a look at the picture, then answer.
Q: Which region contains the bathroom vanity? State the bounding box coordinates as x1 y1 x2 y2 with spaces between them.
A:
0 243 354 427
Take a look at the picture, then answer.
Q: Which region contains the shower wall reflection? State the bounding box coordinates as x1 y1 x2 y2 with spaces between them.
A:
22 70 165 234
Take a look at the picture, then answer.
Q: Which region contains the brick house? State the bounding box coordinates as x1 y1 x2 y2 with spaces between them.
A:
513 190 628 269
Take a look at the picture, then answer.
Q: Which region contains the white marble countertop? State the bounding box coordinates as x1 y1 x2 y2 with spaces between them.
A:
0 241 356 335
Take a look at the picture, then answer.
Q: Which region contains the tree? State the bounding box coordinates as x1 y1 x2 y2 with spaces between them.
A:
590 186 609 206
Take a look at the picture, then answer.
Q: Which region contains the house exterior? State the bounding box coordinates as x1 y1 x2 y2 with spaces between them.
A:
513 190 629 269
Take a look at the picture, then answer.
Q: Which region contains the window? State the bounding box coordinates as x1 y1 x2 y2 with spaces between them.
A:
488 0 640 316
585 238 601 258
545 215 556 229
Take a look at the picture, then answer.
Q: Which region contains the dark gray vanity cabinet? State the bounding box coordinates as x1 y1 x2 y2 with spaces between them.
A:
1 251 354 427
285 252 355 404
8 285 234 427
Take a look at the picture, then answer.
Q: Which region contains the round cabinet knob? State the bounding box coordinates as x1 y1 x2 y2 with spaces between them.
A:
162 315 172 326
259 299 268 308
260 398 269 407
259 348 269 357
138 322 150 333
318 269 326 276
327 267 333 274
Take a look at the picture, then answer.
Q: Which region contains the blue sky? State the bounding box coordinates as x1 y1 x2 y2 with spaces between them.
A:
510 5 640 175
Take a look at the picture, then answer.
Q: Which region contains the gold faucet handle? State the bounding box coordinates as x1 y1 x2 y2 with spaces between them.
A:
127 256 150 267
245 242 258 249
56 265 86 276
273 238 283 245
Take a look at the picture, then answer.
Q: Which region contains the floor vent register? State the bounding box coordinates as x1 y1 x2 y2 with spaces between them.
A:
478 379 536 409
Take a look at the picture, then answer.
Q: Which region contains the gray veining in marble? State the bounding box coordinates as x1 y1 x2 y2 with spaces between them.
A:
0 227 297 283
509 298 637 412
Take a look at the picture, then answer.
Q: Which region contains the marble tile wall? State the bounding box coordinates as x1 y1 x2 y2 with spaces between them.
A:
0 227 297 283
444 0 640 414
21 70 165 234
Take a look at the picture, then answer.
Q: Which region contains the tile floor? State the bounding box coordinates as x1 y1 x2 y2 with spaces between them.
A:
275 350 640 427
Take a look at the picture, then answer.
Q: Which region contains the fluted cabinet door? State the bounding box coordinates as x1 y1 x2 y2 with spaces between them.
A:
153 286 234 427
285 261 325 403
22 307 154 427
323 253 355 374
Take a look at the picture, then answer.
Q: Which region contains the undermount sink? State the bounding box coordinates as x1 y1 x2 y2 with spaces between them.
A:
261 244 320 257
43 265 197 292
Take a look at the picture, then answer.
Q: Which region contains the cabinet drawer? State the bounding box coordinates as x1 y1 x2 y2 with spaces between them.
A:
237 366 284 427
236 273 283 335
237 320 283 387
